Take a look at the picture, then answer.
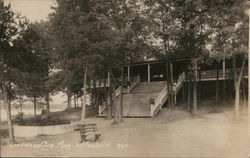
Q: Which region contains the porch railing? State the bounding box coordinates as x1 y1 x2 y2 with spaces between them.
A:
199 68 247 80
90 79 109 88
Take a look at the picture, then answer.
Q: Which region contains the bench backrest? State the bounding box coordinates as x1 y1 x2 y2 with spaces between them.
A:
77 123 97 127
76 124 98 133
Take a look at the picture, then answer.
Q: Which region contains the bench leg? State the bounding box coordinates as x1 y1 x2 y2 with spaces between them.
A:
80 134 87 143
95 134 101 142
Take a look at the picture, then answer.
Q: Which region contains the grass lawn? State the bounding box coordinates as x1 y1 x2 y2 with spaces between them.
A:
1 103 250 157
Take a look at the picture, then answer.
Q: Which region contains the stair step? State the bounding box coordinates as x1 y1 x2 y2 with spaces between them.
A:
131 81 167 93
122 111 150 115
123 107 151 110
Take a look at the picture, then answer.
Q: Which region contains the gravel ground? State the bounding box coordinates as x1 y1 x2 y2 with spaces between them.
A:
1 106 250 157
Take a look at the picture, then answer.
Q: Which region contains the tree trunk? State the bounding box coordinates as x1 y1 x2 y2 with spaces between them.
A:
33 96 37 117
96 79 102 114
104 74 109 118
92 79 96 106
166 63 171 108
119 66 124 122
67 92 72 109
243 80 247 110
198 71 202 104
222 58 226 101
44 54 50 112
233 58 238 118
187 71 192 111
109 87 113 117
216 64 219 104
162 15 171 108
241 80 246 110
80 93 83 108
45 93 50 112
235 85 240 118
170 62 174 107
111 72 118 124
234 59 246 119
81 66 88 123
20 102 23 113
76 94 79 107
94 80 99 114
112 84 118 123
90 78 94 114
5 96 16 144
74 94 77 108
95 82 99 113
192 60 197 115
108 71 113 118
1 54 16 144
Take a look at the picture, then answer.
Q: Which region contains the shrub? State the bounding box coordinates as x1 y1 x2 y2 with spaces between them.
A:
15 117 70 126
13 112 24 124
41 109 50 120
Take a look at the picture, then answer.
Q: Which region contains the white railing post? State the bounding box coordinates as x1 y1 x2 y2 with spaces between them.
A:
152 85 168 117
151 104 154 117
99 105 101 116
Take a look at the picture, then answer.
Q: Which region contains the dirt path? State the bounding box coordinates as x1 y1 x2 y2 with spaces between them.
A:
1 107 250 157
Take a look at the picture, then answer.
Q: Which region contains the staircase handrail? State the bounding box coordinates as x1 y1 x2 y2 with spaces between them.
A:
115 86 121 97
176 72 185 88
151 84 168 117
172 72 185 92
127 75 140 93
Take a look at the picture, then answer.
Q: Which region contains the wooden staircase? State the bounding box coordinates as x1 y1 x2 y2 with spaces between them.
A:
122 81 167 116
99 72 186 117
99 81 166 117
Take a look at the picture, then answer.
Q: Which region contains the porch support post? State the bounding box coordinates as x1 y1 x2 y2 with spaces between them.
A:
222 58 226 100
127 65 130 83
223 58 226 78
148 64 151 82
174 93 177 105
108 71 110 87
170 62 173 84
170 61 174 106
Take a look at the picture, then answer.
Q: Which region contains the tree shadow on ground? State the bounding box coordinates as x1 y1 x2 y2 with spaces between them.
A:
151 108 193 124
153 100 234 125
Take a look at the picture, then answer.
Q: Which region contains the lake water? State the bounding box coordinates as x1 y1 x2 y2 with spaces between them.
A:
0 91 85 122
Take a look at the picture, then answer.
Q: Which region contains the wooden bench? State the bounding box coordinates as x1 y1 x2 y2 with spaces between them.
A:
74 123 101 142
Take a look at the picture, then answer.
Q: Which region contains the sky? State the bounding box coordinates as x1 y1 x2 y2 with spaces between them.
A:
4 0 56 22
